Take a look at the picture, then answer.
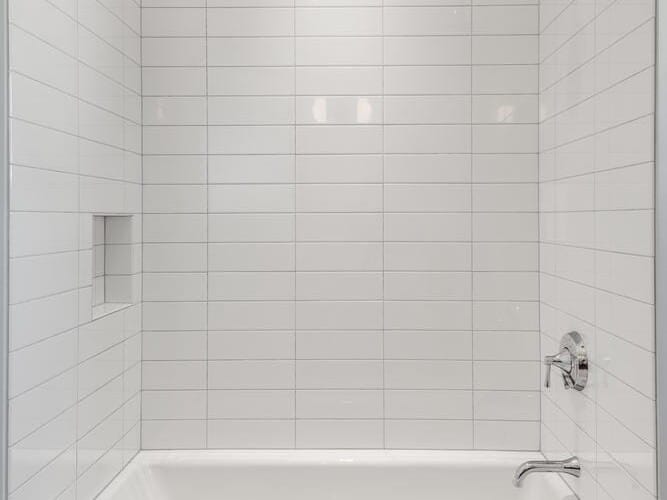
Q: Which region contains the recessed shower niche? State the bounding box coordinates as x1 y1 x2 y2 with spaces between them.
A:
91 215 139 319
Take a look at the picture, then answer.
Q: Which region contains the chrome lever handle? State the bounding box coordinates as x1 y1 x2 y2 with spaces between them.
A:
543 332 588 391
544 351 570 389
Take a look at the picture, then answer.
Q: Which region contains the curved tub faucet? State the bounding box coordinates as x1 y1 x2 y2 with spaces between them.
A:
513 456 581 487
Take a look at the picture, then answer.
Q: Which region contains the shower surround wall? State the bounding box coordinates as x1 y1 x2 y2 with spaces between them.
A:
538 1 656 500
7 0 142 498
141 1 540 450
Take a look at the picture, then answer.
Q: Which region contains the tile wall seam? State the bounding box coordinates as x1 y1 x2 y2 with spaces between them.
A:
139 0 145 455
205 0 209 450
536 0 542 454
74 0 81 490
294 0 297 449
381 0 386 450
470 0 475 449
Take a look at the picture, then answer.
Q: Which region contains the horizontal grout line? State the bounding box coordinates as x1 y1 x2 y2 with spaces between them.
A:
143 34 537 40
142 388 541 393
9 117 142 156
539 160 654 184
139 211 538 215
41 0 141 47
9 312 140 359
75 419 141 482
141 241 540 245
143 328 537 332
9 378 139 465
143 123 538 127
142 418 541 423
141 4 537 9
141 152 535 156
538 11 596 66
142 182 539 186
536 239 653 259
142 93 539 98
594 361 655 402
9 23 142 97
10 163 141 187
76 395 139 447
140 445 542 451
8 444 77 495
536 0 575 34
144 62 537 68
539 65 654 125
540 306 653 355
540 4 652 74
142 358 539 362
539 17 655 95
142 63 537 69
11 69 142 127
93 0 141 38
539 111 654 155
142 240 537 245
539 269 653 307
8 388 78 449
143 387 539 392
539 207 653 214
143 329 538 333
9 241 540 259
15 2 141 68
143 298 539 302
9 284 82 308
142 210 540 214
17 210 539 215
141 388 538 393
141 270 536 274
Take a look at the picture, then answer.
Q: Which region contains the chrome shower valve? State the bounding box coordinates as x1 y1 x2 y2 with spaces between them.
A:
544 331 588 391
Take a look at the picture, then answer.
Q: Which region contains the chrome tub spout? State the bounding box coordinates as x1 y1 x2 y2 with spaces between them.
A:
513 456 581 487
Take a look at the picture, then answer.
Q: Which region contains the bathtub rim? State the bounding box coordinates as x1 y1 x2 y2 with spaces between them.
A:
97 449 576 500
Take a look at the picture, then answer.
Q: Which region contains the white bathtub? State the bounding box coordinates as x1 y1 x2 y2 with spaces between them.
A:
97 450 577 500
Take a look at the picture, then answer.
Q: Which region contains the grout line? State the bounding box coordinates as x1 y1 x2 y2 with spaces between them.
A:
37 0 142 65
142 34 538 40
380 0 386 449
293 0 298 449
540 17 655 95
142 63 541 69
143 388 542 393
9 23 142 97
204 0 210 449
73 0 81 491
536 0 542 455
139 0 145 457
470 2 475 450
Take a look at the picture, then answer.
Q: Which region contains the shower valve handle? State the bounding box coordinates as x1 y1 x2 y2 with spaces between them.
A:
544 350 573 389
543 331 588 391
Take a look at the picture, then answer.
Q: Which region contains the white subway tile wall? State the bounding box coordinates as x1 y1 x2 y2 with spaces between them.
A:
539 1 655 500
7 0 142 498
5 0 659 498
141 0 540 450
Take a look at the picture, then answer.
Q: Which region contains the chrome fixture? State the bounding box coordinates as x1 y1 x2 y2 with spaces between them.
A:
544 331 588 391
513 456 581 487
